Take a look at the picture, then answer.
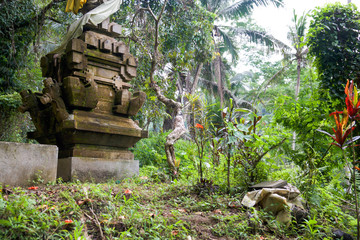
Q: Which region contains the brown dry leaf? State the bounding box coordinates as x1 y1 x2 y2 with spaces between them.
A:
194 212 202 215
162 212 174 217
178 208 187 213
140 176 148 180
213 209 222 214
77 198 93 206
171 230 179 236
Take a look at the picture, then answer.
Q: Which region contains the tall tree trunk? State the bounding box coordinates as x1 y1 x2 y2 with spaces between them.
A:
292 57 301 150
214 54 224 108
191 63 203 94
295 58 301 101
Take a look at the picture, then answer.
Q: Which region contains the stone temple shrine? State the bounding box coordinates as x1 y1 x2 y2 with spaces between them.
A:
19 11 147 182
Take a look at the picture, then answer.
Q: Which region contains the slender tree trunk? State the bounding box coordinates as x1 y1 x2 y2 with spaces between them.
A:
227 149 231 193
191 63 203 94
214 54 224 108
292 57 301 150
295 58 301 101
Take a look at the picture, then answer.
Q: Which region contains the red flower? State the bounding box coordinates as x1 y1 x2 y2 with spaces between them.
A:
345 80 360 119
124 189 132 194
28 186 38 190
318 110 358 149
64 219 73 224
195 123 204 129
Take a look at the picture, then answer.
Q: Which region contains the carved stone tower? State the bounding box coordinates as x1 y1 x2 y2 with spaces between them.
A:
19 18 147 182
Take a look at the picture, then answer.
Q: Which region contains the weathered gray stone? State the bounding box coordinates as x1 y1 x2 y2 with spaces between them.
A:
0 142 58 186
250 180 287 190
58 157 139 182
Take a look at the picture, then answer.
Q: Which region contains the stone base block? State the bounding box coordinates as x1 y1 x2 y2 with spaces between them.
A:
59 144 134 159
0 142 58 186
58 157 139 182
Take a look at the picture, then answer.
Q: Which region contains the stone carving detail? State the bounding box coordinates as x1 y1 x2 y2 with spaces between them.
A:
19 78 69 136
40 78 69 123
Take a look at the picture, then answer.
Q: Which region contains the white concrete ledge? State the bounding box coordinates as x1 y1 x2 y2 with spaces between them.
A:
0 141 58 186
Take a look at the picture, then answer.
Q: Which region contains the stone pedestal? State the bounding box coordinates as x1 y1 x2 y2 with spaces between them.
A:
57 157 139 182
0 142 58 186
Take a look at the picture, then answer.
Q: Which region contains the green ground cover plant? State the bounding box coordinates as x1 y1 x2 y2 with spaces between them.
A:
0 171 357 240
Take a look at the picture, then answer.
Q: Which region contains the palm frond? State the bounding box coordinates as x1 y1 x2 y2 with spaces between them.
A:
252 60 293 103
199 77 256 111
218 0 283 20
230 72 253 92
217 27 239 61
200 0 227 13
288 10 308 47
231 27 291 50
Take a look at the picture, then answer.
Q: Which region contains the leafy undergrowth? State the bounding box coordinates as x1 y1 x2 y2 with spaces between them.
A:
0 175 354 240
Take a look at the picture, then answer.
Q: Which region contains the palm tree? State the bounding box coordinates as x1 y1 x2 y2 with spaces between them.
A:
287 10 308 150
198 0 287 108
288 10 308 101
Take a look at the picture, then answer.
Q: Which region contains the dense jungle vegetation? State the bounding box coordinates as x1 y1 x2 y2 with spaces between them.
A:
1 0 360 239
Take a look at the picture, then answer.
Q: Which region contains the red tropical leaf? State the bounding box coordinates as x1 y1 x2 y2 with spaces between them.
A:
318 111 358 149
345 80 360 119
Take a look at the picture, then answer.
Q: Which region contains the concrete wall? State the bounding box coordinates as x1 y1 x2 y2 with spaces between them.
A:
0 142 58 186
58 157 139 182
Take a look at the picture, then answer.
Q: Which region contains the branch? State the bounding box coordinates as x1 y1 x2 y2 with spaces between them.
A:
6 0 66 30
255 137 287 164
46 17 62 24
145 0 181 112
151 81 181 112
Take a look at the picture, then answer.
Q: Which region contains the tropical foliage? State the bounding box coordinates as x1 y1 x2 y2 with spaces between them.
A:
307 3 360 99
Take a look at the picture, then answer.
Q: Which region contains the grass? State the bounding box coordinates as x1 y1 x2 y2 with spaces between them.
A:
0 172 356 240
